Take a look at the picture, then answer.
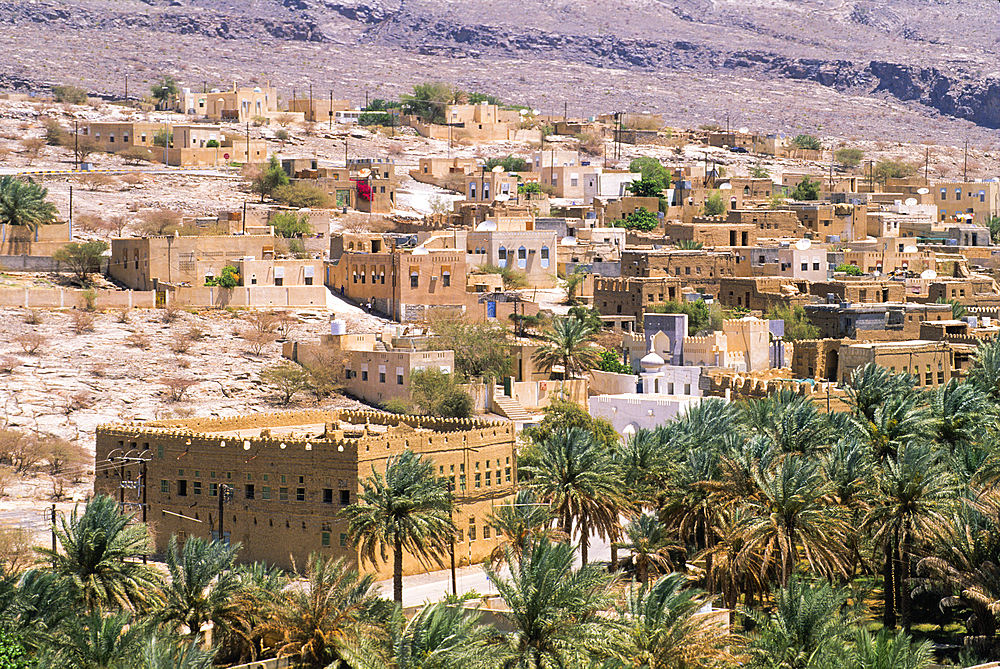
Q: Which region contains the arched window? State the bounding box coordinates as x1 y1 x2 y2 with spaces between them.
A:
743 185 750 196
349 242 355 250
540 245 550 269
410 271 419 289
517 246 527 269
498 246 507 262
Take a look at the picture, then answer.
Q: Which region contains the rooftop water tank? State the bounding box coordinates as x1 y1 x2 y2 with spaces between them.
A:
330 319 346 335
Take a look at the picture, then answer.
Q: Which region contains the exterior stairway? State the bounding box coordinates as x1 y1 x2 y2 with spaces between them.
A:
491 389 533 422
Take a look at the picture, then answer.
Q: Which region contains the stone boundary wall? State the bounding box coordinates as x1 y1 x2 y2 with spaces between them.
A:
0 287 155 310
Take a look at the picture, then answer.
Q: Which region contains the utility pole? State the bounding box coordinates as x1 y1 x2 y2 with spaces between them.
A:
964 138 969 183
218 483 225 544
563 101 567 122
141 459 148 563
925 147 930 185
124 74 128 103
329 90 333 130
68 187 73 235
74 121 79 170
309 84 313 121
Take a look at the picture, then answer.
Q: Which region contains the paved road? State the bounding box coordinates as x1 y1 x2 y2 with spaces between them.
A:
375 528 615 607
0 166 236 177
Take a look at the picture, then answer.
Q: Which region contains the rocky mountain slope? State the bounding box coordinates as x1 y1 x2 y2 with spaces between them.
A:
2 0 1000 139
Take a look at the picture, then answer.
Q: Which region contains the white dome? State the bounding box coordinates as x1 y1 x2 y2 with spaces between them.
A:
640 351 665 371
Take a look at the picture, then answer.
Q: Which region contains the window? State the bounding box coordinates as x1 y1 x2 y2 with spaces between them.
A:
541 246 550 269
801 263 808 272
956 188 962 200
245 484 255 500
397 373 404 385
813 262 820 270
296 487 305 501
485 470 491 486
262 486 271 500
442 271 451 287
498 246 507 261
340 489 351 505
484 525 491 539
340 533 348 546
323 489 333 504
460 474 466 491
279 487 289 501
940 188 947 200
161 480 169 494
517 246 527 269
177 480 188 496
410 272 419 289
210 483 218 497
361 370 368 381
468 522 477 541
322 531 331 547
505 467 511 483
475 472 481 488
193 481 202 495
157 444 164 459
379 372 386 383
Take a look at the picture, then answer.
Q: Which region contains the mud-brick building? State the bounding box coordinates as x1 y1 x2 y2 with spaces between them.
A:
94 410 516 575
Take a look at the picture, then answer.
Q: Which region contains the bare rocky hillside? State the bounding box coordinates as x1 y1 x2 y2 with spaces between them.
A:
2 0 1000 143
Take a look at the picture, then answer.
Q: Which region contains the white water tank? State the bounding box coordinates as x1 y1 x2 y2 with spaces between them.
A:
330 319 346 335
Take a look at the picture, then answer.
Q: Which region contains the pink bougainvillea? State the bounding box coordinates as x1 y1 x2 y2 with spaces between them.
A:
356 180 372 202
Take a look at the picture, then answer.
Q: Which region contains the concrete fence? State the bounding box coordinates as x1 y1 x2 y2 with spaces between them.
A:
0 287 155 310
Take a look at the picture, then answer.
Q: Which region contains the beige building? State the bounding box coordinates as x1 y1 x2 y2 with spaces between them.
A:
93 410 515 574
202 84 278 122
933 181 1000 225
683 318 771 371
838 340 954 387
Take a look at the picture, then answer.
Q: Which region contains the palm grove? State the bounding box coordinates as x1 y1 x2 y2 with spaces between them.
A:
7 314 1000 669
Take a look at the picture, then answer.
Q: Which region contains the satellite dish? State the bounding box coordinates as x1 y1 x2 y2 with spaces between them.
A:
358 168 371 178
921 269 938 280
492 165 504 173
904 198 918 206
474 221 497 232
719 183 733 190
532 109 540 115
795 239 812 250
560 236 578 246
519 109 528 116
917 187 930 195
904 245 918 253
411 246 430 255
739 127 749 134
873 271 881 277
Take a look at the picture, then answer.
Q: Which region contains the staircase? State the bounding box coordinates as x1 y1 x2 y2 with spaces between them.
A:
491 389 533 422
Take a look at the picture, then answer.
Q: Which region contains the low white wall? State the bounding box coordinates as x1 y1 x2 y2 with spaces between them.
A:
588 369 637 395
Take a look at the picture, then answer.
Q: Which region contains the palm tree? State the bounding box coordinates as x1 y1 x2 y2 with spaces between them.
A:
746 577 858 669
378 600 493 669
140 635 215 669
485 539 626 669
263 554 387 669
820 437 874 579
847 629 933 669
0 175 59 234
343 449 455 604
845 363 915 424
864 443 957 630
969 339 1000 400
617 572 739 669
700 507 766 613
532 316 602 380
928 379 993 454
741 390 832 455
40 609 147 669
521 427 629 565
486 489 566 566
850 385 934 463
615 429 672 505
38 494 162 612
0 567 72 652
739 455 850 585
615 514 677 586
157 535 250 644
219 561 289 665
659 447 723 585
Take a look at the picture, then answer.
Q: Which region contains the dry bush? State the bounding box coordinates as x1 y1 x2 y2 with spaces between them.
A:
303 120 317 137
21 137 45 165
23 309 42 325
70 310 95 334
274 311 299 339
14 331 45 355
0 468 12 497
140 208 182 236
245 311 278 334
161 376 197 401
76 214 118 237
0 428 44 474
0 356 19 374
274 113 296 128
0 147 11 162
62 391 94 415
243 329 277 356
303 348 348 399
42 438 89 478
127 331 150 349
187 325 205 341
0 526 35 574
50 474 67 500
90 362 108 378
116 307 131 323
161 305 180 323
577 133 604 157
78 173 116 192
625 115 662 131
108 215 130 236
175 355 191 369
120 172 145 186
170 332 194 354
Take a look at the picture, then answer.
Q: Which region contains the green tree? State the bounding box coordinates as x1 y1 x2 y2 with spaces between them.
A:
750 165 770 179
791 177 821 201
51 85 88 105
532 316 602 379
157 536 250 643
428 317 512 381
259 361 310 404
629 157 671 190
934 296 967 319
563 271 588 306
44 119 67 146
520 398 619 454
746 577 858 669
987 216 1000 243
343 450 455 603
401 82 459 124
140 636 215 669
765 304 819 342
597 349 633 375
522 428 629 564
835 263 863 276
847 629 932 669
617 573 738 669
485 155 529 172
485 539 626 669
0 630 30 669
835 148 864 168
250 155 289 203
270 211 311 237
702 192 726 216
53 241 108 287
0 176 58 233
152 128 171 148
519 182 541 195
409 368 473 418
215 265 239 289
792 134 822 151
263 554 387 669
616 206 659 231
472 263 527 290
626 179 666 199
677 239 703 250
151 76 179 110
874 160 917 184
969 338 1000 400
273 183 330 208
648 299 711 336
38 494 161 612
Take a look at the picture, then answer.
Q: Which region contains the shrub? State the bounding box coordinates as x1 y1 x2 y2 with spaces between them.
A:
273 183 330 209
0 357 19 375
791 176 821 201
792 134 822 151
14 331 45 355
205 139 220 148
835 263 863 276
765 304 819 341
243 329 277 356
53 243 108 287
615 206 659 231
152 128 171 148
260 362 310 404
127 331 150 349
835 147 864 168
44 118 67 146
161 377 197 401
703 192 726 216
70 310 95 334
271 211 312 238
23 309 41 325
597 348 633 374
381 398 412 414
52 85 88 104
117 146 153 165
485 155 529 172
